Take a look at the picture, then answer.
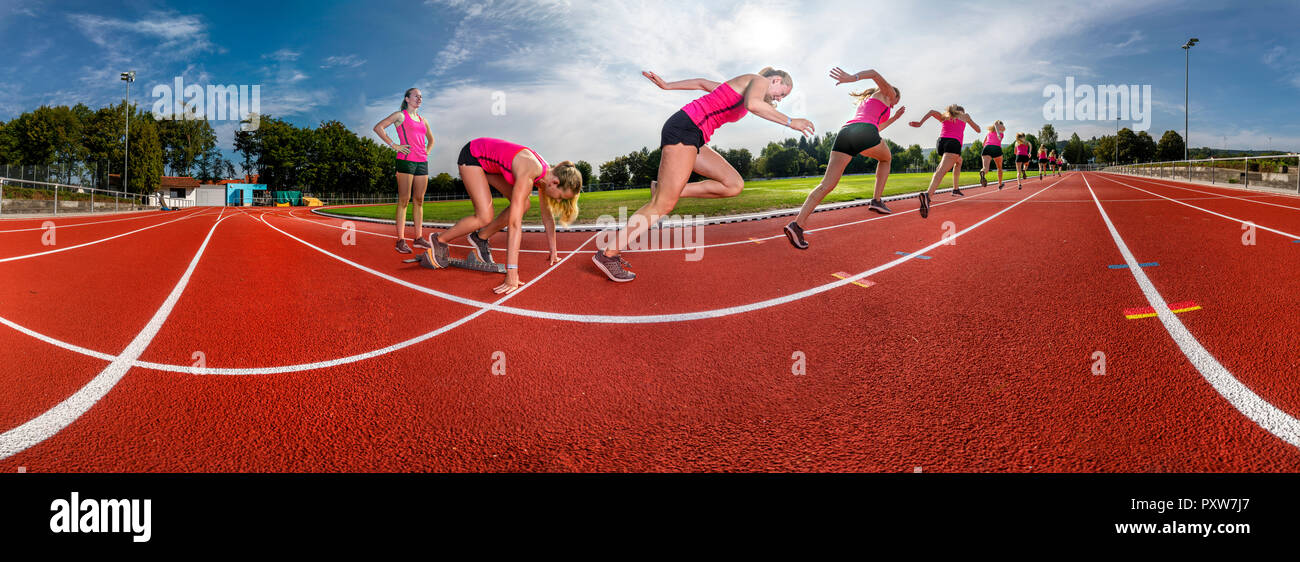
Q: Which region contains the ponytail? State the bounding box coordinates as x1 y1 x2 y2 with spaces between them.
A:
545 160 584 226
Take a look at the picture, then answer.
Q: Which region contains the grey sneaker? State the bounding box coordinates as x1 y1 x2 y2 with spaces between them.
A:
592 251 636 282
429 235 450 268
395 238 412 254
867 198 893 215
467 231 494 263
412 236 432 250
918 192 932 219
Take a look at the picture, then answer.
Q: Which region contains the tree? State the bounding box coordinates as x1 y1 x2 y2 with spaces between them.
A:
1115 128 1137 163
1156 130 1185 162
127 114 163 193
1037 124 1057 157
720 148 752 179
961 140 984 171
574 160 593 187
598 156 629 188
1094 136 1117 164
903 144 923 171
1133 130 1156 163
1065 133 1088 164
158 117 217 177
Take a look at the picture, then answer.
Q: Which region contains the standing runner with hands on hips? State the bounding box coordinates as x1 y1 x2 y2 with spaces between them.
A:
785 67 904 249
372 88 435 254
592 68 815 282
909 105 980 218
424 137 583 295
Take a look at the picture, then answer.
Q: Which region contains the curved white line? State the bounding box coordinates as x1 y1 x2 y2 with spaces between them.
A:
1100 172 1300 211
0 208 213 263
1082 174 1300 449
0 210 233 460
1097 175 1300 240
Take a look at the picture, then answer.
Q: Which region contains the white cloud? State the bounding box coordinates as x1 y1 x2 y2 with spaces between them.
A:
264 49 300 62
67 11 215 62
321 55 367 69
353 0 1184 175
1115 31 1143 49
1263 46 1286 67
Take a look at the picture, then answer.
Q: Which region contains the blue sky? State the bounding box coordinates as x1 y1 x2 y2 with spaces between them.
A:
2 0 1299 174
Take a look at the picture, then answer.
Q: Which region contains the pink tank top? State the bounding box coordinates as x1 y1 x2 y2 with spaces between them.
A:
1015 143 1029 156
1039 150 1047 159
396 110 428 162
469 138 549 187
846 97 891 127
681 83 747 144
984 130 1002 147
1050 156 1057 163
939 118 965 142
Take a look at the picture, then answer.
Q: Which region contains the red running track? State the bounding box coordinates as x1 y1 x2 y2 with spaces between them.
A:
1 173 1298 472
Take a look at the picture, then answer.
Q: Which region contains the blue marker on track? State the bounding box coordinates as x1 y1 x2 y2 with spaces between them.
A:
896 251 933 260
1108 262 1158 269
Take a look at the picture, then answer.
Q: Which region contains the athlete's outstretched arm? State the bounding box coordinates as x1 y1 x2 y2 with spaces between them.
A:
908 110 942 128
830 67 893 97
642 71 720 92
740 74 815 137
963 112 981 134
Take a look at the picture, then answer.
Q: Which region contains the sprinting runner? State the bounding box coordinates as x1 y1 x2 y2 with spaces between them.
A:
979 120 1006 189
1049 150 1059 176
425 137 582 294
373 88 435 253
592 68 814 281
784 67 904 250
909 105 980 218
1037 145 1048 181
1013 133 1030 189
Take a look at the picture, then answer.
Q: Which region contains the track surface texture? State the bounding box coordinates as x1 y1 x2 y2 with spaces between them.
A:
2 172 1298 472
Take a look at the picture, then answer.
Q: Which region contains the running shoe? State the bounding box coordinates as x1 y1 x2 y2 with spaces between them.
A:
592 251 636 282
867 198 893 215
998 181 1004 190
979 171 987 187
428 235 450 268
467 230 494 263
412 236 432 250
395 238 412 254
918 192 931 219
951 187 965 197
784 221 809 249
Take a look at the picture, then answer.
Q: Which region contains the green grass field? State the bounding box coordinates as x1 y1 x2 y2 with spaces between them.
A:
322 169 1050 225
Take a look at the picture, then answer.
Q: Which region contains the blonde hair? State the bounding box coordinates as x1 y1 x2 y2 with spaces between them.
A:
758 67 793 105
941 104 965 121
1014 132 1027 146
543 161 583 226
850 86 900 104
1049 150 1057 158
990 120 1004 132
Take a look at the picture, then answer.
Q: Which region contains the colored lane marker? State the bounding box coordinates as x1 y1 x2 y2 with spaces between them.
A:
1124 300 1202 320
832 272 876 288
1108 262 1159 269
748 237 763 244
895 251 933 260
1292 240 1300 243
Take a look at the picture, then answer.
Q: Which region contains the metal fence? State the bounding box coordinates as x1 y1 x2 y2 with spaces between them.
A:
0 176 194 215
1103 154 1300 193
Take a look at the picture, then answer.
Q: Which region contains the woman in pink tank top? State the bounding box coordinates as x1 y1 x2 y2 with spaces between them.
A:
979 120 1006 189
1037 147 1048 181
372 88 435 254
423 137 584 295
908 105 981 218
592 67 815 282
1012 133 1031 189
784 67 905 250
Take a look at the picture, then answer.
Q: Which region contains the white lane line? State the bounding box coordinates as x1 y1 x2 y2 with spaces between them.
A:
1099 172 1300 212
131 224 602 375
287 180 1026 255
0 208 196 233
0 210 235 460
255 175 1069 324
0 208 216 264
1082 174 1300 449
1095 174 1300 240
0 176 1063 376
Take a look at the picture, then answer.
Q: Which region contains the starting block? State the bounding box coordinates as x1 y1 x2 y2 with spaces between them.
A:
404 248 505 273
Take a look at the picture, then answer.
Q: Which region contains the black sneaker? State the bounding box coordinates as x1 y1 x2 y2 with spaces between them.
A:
467 231 494 263
979 171 987 187
784 221 808 249
998 181 1004 190
867 198 893 215
918 192 931 219
395 239 412 254
952 187 965 197
592 251 636 282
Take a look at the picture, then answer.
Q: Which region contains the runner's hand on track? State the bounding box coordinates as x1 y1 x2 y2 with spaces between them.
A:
494 271 524 294
790 118 815 138
549 252 561 266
